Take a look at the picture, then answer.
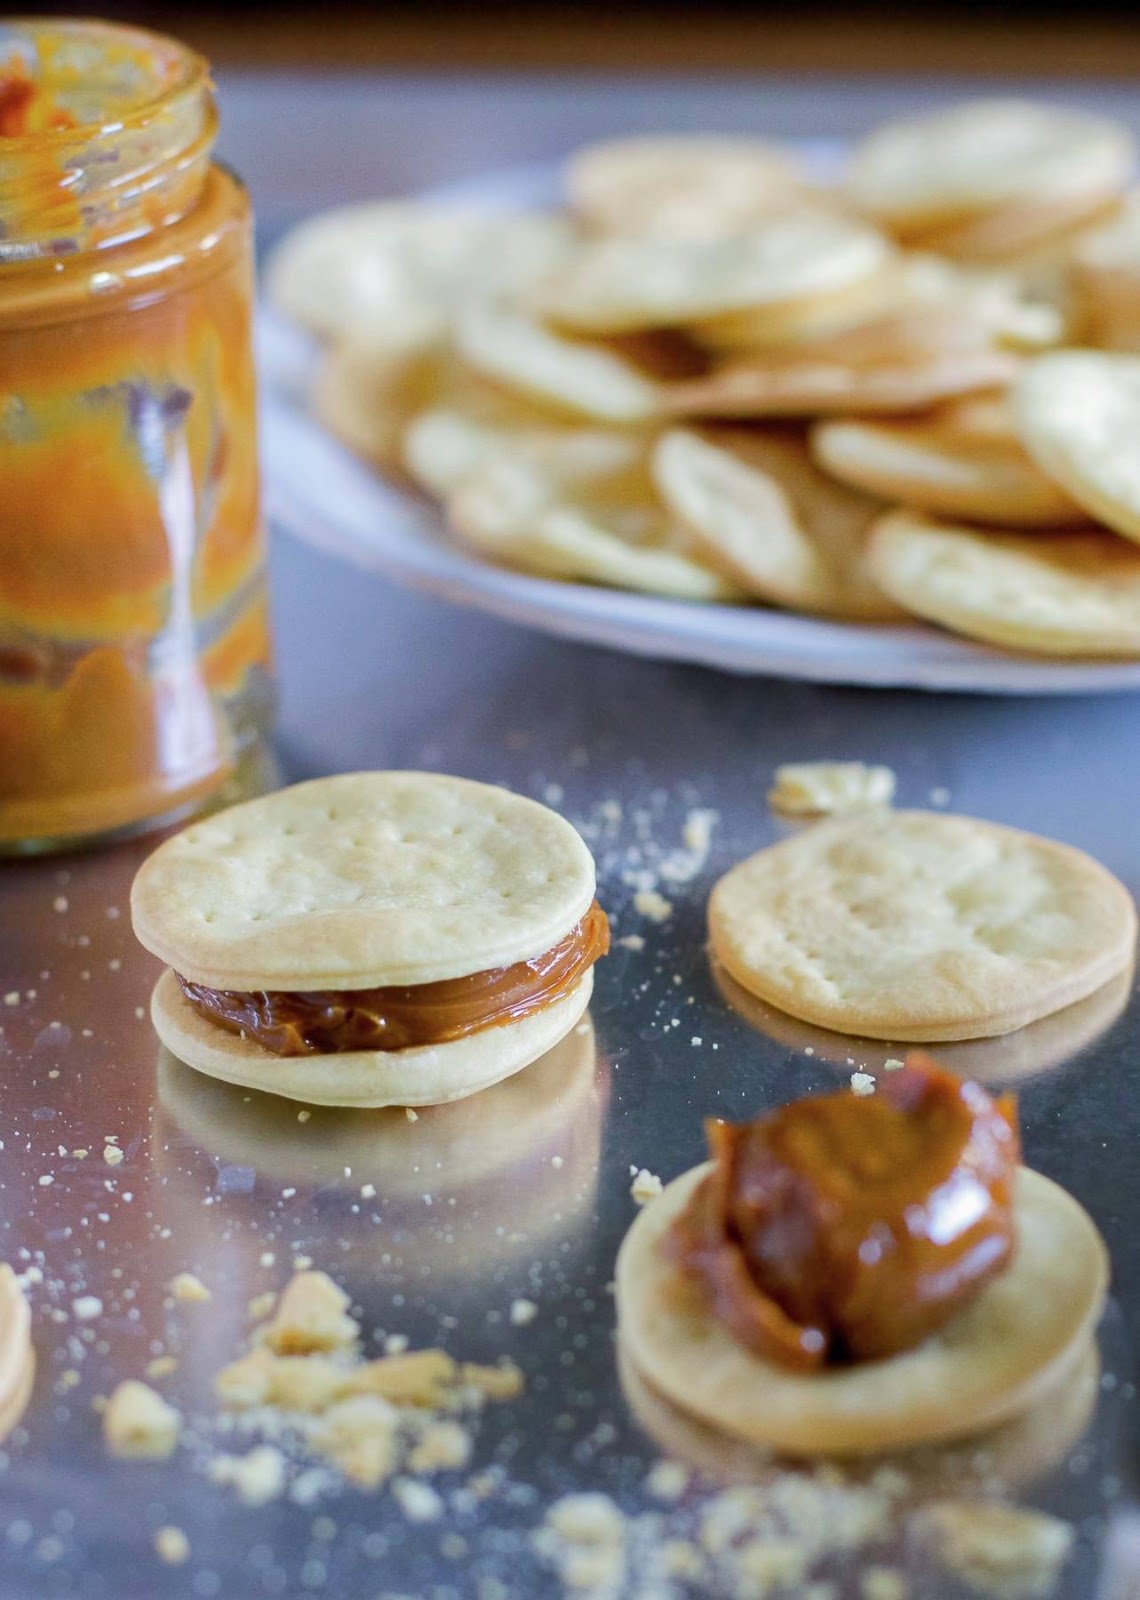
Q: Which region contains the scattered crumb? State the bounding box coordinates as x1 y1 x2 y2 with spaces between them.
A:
261 1271 358 1355
292 1256 313 1272
633 889 673 924
393 1477 444 1523
929 787 951 807
3 993 18 1007
297 1109 312 1123
146 1356 178 1380
103 1146 124 1167
103 1381 180 1460
169 1271 211 1304
461 1362 525 1402
917 1502 1072 1599
617 934 646 952
208 1445 287 1507
509 1299 538 1327
851 1073 876 1097
72 1296 103 1321
884 1058 905 1072
405 1108 419 1123
646 1460 691 1502
52 896 68 913
631 1169 664 1206
769 761 896 818
407 1420 472 1475
37 1175 54 1188
153 1526 190 1566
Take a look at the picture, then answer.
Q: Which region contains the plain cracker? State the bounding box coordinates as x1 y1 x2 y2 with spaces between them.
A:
868 511 1140 657
131 772 596 990
707 809 1136 1040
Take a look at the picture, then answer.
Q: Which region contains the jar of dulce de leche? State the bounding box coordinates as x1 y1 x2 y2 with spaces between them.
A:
0 19 274 852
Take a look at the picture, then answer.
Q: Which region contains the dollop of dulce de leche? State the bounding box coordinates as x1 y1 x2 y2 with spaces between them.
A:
669 1056 1019 1371
177 901 609 1056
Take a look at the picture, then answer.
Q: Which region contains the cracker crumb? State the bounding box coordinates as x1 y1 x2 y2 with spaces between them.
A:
405 1107 419 1122
884 1058 905 1072
103 1146 124 1167
646 1459 691 1502
146 1356 178 1380
461 1361 525 1402
617 934 646 951
38 1175 54 1188
770 761 896 818
407 1420 472 1474
153 1526 190 1566
72 1296 102 1321
633 889 673 924
261 1271 358 1355
310 1396 398 1488
851 1072 876 1096
631 1169 664 1205
393 1477 444 1522
547 1492 626 1547
52 896 68 913
292 1255 313 1272
509 1298 539 1327
3 993 18 1007
169 1271 211 1304
297 1109 312 1123
918 1501 1072 1598
208 1444 286 1506
103 1381 180 1460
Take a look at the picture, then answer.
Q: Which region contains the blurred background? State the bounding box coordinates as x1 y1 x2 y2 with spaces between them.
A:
21 0 1140 74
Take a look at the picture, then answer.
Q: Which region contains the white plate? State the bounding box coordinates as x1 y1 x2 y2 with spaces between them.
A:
259 159 1140 695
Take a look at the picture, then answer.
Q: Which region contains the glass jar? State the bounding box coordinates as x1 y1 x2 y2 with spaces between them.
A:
0 20 273 852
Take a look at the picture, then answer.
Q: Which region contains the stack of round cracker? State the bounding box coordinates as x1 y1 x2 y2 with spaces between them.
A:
268 104 1140 660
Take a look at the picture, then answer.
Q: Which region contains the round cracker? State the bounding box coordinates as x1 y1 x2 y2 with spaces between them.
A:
651 428 901 620
454 303 661 423
616 1161 1108 1457
811 411 1086 528
707 810 1136 1041
131 772 597 989
403 406 644 500
664 348 1019 419
867 511 1140 658
847 99 1135 232
533 212 893 335
619 1335 1100 1494
1014 350 1140 544
151 965 593 1108
446 454 743 601
266 202 574 340
909 189 1123 267
566 136 802 239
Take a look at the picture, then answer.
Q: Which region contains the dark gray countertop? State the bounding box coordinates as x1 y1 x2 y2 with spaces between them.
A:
1 71 1138 1600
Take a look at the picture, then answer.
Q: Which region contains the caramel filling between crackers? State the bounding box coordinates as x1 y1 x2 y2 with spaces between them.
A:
177 901 609 1056
669 1056 1019 1371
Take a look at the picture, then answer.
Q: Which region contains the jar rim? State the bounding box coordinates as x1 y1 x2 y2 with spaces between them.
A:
0 17 210 149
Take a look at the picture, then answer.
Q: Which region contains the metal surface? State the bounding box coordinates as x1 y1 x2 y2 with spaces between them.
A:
1 72 1139 1600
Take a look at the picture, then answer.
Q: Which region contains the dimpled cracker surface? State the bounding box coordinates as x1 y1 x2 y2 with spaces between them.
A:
616 1163 1108 1456
1014 350 1140 543
867 512 1140 657
708 810 1136 1040
150 967 593 1108
131 772 596 990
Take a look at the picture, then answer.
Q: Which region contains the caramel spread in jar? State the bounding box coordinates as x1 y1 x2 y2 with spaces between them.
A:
670 1056 1018 1371
0 22 271 850
178 901 610 1056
